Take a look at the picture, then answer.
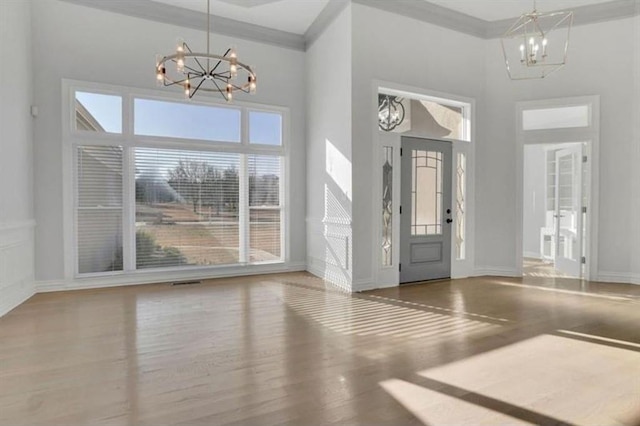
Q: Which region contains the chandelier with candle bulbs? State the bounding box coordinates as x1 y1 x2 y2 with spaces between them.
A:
155 0 257 101
501 0 573 80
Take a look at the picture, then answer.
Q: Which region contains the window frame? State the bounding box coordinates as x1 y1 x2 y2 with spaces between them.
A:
63 80 289 279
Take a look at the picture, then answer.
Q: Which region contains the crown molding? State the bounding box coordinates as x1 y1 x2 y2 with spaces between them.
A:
352 0 487 39
486 0 640 38
305 0 350 49
57 0 306 51
57 0 640 52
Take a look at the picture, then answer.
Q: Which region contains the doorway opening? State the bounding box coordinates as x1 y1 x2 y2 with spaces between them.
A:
374 83 474 288
516 95 599 282
523 142 587 279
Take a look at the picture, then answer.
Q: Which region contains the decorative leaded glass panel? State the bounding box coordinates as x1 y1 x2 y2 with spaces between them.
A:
411 150 442 236
456 152 466 260
382 147 393 266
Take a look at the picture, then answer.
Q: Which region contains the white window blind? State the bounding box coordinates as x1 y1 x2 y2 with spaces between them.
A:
72 87 285 277
76 146 124 274
248 155 282 262
135 148 241 269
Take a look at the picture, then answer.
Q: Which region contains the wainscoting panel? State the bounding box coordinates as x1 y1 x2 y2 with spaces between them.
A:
0 221 35 317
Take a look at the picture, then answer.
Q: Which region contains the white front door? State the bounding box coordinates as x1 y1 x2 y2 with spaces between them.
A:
554 146 584 277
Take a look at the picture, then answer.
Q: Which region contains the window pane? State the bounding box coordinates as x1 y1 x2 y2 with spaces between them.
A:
455 152 466 260
134 98 241 142
249 111 282 145
382 147 393 266
135 148 240 269
248 155 281 262
75 92 122 133
77 146 123 274
411 150 443 236
522 105 589 130
378 93 468 141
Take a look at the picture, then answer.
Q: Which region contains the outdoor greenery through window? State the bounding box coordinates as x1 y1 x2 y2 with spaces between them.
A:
73 89 285 275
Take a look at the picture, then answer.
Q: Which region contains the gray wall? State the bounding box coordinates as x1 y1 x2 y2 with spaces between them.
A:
0 0 35 315
31 0 307 282
523 145 548 259
483 16 639 280
305 5 353 290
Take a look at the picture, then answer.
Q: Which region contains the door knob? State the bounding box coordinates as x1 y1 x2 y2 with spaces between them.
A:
446 218 453 224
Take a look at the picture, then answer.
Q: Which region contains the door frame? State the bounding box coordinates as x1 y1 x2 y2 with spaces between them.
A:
516 96 600 281
371 80 476 288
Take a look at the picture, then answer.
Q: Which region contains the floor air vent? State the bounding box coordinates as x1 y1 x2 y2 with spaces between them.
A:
171 280 202 286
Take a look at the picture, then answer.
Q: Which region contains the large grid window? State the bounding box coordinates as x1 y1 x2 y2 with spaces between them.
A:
73 90 285 276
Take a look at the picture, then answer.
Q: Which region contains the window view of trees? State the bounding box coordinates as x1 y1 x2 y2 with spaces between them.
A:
134 149 281 269
74 92 283 275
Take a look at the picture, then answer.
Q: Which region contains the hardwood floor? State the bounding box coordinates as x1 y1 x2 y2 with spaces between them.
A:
1 273 639 425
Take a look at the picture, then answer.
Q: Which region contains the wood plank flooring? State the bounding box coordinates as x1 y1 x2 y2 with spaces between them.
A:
1 272 639 425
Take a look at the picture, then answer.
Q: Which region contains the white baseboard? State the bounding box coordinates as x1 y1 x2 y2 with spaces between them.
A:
474 267 521 278
0 281 35 317
306 256 352 292
523 251 542 260
37 262 307 293
354 280 397 292
597 271 640 285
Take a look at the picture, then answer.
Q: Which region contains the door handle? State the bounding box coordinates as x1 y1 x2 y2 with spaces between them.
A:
446 218 453 224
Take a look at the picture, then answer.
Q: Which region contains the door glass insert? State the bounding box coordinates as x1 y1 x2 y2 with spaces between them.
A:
382 147 393 266
411 150 442 235
455 152 466 259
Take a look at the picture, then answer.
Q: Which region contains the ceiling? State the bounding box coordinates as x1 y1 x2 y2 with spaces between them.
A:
149 0 617 35
149 0 330 35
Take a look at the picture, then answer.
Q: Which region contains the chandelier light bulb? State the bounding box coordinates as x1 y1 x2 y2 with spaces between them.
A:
226 84 233 102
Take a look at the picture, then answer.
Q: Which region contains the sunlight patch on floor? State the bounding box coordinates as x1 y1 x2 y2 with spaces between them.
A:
268 282 502 341
395 334 640 426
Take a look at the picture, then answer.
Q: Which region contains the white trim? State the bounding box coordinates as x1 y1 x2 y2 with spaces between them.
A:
474 267 521 277
0 220 36 232
37 262 306 293
523 251 543 259
597 272 640 285
369 80 476 291
0 282 35 318
306 256 352 293
56 0 639 52
63 79 290 285
354 280 397 292
515 96 600 282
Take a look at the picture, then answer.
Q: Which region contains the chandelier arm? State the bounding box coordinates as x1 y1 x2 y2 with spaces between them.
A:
210 48 231 75
171 59 205 75
192 57 208 75
209 78 230 102
163 76 192 87
190 78 206 98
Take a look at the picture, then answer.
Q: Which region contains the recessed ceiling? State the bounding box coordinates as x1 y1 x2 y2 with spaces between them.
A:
425 0 616 22
149 0 330 35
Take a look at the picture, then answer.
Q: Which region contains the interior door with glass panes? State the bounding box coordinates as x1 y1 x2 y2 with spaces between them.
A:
554 145 583 277
400 137 452 283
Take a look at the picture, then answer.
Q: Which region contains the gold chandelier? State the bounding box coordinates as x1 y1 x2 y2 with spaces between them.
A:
501 0 573 80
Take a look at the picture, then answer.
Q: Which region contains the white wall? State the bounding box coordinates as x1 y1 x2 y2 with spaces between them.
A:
632 15 640 284
31 0 307 285
0 0 36 315
482 17 638 281
523 145 547 258
305 5 353 291
350 3 486 290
